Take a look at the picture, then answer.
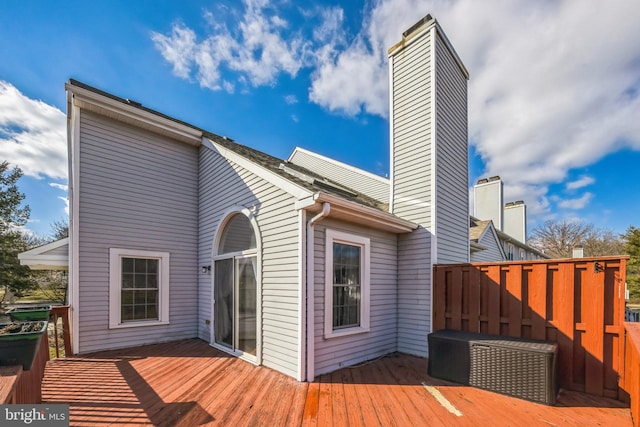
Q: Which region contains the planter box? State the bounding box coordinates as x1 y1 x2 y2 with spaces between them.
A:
7 305 52 321
0 321 48 370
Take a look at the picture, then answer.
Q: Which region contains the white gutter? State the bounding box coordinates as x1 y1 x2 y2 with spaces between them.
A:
306 202 330 382
69 100 81 355
297 209 306 381
429 25 438 336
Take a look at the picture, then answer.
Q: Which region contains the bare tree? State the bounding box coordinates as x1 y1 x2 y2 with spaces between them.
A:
50 218 68 240
528 220 622 258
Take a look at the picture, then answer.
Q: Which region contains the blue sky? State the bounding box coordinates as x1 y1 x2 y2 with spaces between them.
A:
1 0 639 239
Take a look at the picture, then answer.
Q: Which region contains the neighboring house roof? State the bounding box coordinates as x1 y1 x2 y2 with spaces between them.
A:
66 79 416 234
469 217 505 258
18 238 69 270
469 217 491 242
288 147 390 204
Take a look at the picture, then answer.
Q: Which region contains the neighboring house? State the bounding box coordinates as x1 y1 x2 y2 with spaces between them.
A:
469 217 506 262
473 176 548 261
47 15 469 382
18 238 69 270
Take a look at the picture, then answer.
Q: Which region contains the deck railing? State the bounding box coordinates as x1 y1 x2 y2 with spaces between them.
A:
2 305 71 404
627 308 640 322
624 323 640 427
433 257 627 399
50 305 72 358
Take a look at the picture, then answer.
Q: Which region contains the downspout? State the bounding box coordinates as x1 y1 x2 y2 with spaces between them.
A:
306 202 330 382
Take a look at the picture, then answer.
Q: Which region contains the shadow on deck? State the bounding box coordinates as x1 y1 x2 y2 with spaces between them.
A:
42 339 631 426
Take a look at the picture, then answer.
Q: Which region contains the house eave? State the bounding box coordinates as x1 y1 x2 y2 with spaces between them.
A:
18 238 69 270
206 139 313 200
303 192 417 234
65 81 202 146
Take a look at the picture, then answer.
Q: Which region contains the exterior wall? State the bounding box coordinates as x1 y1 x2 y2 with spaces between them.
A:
504 202 527 243
76 111 199 353
474 178 503 231
390 28 434 357
471 230 505 262
44 244 68 257
288 148 389 204
312 218 398 375
198 144 301 378
389 22 469 356
434 33 469 264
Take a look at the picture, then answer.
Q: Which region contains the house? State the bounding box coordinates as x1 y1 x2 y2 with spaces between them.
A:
18 237 69 270
472 176 548 261
56 14 470 383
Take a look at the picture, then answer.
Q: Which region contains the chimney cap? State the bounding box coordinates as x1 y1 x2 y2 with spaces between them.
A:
402 14 433 38
476 175 501 185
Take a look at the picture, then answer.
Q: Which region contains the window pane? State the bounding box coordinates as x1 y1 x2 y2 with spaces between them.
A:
332 241 362 330
121 290 134 305
121 305 133 321
120 257 160 322
147 273 158 288
148 260 158 274
147 304 158 319
134 259 147 274
122 258 134 273
122 273 134 288
218 214 256 254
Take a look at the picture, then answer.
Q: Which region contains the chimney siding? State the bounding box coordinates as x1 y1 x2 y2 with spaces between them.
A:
389 18 469 357
504 201 527 243
474 177 504 230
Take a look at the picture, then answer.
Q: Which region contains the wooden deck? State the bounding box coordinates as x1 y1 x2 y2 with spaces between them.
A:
42 339 632 426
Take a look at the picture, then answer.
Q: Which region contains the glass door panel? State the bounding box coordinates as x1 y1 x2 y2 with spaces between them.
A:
236 257 257 356
214 258 233 349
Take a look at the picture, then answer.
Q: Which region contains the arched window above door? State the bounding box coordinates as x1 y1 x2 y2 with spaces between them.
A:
217 213 256 255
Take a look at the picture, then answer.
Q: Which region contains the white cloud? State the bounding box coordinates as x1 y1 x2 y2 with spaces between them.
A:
0 81 67 180
557 192 593 210
58 195 69 216
152 0 640 222
151 0 308 92
49 182 68 192
284 94 298 105
565 176 595 191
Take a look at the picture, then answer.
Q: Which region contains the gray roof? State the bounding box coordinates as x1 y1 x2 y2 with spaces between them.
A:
68 79 388 213
469 216 492 242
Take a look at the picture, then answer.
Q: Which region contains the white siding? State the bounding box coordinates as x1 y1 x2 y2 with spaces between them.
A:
434 33 469 264
313 219 398 375
198 146 301 378
471 230 505 262
289 149 389 203
77 111 199 353
390 31 434 357
45 244 68 257
390 24 469 356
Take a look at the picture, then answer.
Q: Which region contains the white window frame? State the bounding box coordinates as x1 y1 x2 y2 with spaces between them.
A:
324 229 370 339
109 248 170 329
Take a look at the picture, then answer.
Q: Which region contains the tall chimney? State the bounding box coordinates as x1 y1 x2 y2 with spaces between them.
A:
504 200 526 243
388 15 469 356
474 176 503 230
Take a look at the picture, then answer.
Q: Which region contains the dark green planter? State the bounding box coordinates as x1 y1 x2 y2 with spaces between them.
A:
0 321 48 370
7 305 52 321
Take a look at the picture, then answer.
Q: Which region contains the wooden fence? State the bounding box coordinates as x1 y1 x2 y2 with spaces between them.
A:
624 323 640 427
433 257 627 399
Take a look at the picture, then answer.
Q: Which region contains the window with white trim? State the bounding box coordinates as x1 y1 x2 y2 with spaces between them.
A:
324 229 370 338
109 248 170 328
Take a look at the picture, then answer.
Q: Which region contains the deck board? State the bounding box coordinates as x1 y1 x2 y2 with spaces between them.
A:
41 339 632 426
